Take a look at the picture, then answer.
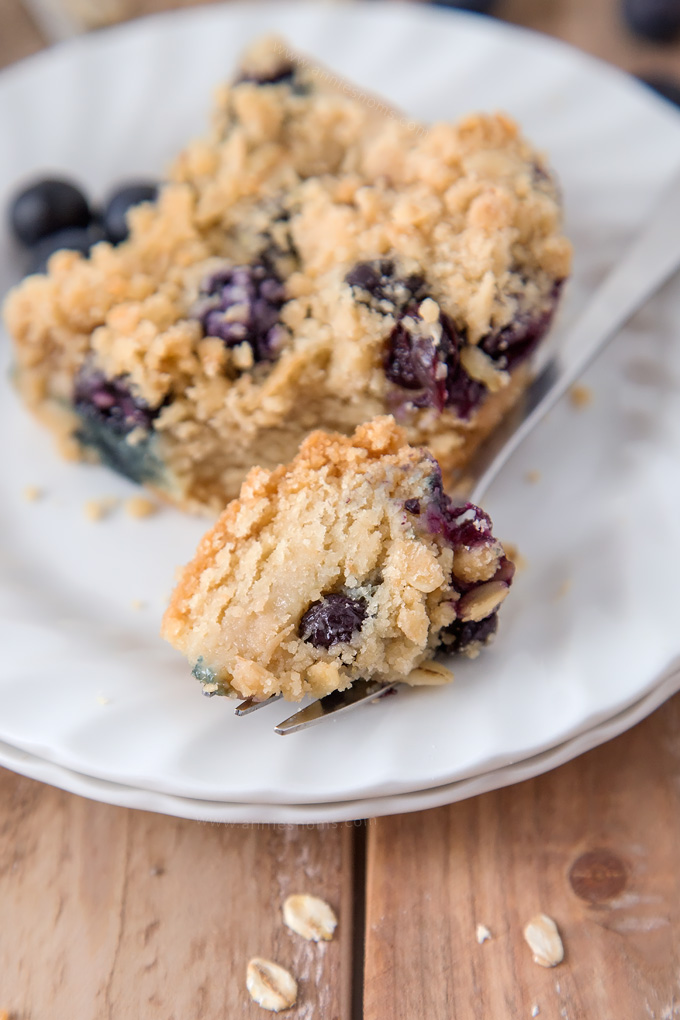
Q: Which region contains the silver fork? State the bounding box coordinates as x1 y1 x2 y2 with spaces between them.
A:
240 168 680 734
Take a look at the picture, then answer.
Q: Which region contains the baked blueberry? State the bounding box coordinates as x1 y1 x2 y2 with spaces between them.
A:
103 182 159 245
10 177 91 248
384 288 561 418
237 63 297 86
479 283 563 371
300 593 368 648
194 262 287 363
74 367 159 434
73 367 164 483
424 468 495 548
346 260 427 312
384 303 488 418
441 612 499 654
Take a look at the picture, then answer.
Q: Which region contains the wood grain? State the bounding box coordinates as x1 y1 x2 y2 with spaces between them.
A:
504 0 680 77
0 0 44 69
0 771 355 1019
365 692 680 1020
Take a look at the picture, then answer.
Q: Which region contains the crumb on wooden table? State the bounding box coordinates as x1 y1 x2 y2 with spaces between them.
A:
476 923 492 944
569 383 592 409
523 913 564 968
531 1006 540 1017
125 496 158 519
23 485 43 502
524 469 541 484
83 498 118 522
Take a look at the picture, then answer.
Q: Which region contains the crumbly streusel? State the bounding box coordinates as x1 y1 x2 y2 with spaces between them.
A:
4 37 571 514
162 417 514 702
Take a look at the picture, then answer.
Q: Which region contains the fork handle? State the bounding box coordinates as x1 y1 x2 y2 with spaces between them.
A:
471 167 680 503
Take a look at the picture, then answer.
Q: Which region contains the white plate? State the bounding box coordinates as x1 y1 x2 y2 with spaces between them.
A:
2 667 678 823
2 1 680 810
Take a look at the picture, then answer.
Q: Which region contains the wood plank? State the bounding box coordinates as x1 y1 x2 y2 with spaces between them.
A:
0 771 355 1020
504 0 680 77
365 691 680 1020
0 0 45 69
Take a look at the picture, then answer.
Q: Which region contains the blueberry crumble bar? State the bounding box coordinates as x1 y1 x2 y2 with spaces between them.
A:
4 37 571 514
161 417 514 702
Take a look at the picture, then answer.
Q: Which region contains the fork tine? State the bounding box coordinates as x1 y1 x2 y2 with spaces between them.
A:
235 693 283 716
274 679 399 735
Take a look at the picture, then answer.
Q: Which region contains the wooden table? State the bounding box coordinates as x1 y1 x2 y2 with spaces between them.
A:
1 2 679 1016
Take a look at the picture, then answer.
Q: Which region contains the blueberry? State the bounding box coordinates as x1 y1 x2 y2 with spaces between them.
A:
424 470 495 549
10 177 91 247
404 498 421 515
74 366 159 435
237 63 297 86
346 260 427 312
385 305 481 416
103 182 158 245
27 223 105 275
73 366 164 483
347 260 485 417
639 73 680 107
194 262 287 364
441 612 499 654
299 593 367 649
429 0 498 12
622 0 680 41
479 281 563 372
350 260 561 419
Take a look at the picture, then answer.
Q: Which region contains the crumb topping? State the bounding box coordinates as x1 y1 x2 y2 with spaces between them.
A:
4 36 570 513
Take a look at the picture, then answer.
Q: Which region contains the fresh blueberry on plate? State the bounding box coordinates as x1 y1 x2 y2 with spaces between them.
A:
27 224 105 275
9 177 91 247
103 181 159 244
622 0 680 42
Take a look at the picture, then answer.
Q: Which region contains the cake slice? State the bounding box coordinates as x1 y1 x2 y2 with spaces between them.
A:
161 417 514 702
4 36 570 514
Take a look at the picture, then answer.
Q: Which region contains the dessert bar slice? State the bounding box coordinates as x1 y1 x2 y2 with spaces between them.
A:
4 36 571 514
162 417 514 702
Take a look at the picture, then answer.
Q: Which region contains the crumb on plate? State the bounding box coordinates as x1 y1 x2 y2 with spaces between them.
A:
524 469 541 484
569 383 592 409
23 485 43 502
84 498 117 522
125 496 158 519
503 542 527 573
